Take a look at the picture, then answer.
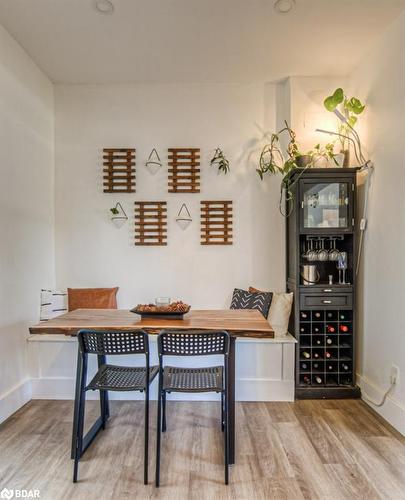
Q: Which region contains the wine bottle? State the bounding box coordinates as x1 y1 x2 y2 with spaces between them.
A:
301 362 308 370
300 327 305 333
341 363 349 371
326 325 335 333
313 362 319 370
301 312 308 319
303 376 311 385
327 364 334 371
313 352 320 359
326 337 333 345
340 325 349 333
315 376 323 384
302 351 310 359
314 312 321 319
340 313 346 320
325 351 332 359
327 312 333 319
313 326 320 333
315 339 322 345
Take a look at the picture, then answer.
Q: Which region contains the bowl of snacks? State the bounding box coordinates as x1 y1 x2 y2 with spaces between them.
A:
131 300 190 319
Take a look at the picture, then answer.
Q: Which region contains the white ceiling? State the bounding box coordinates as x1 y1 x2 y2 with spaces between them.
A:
0 0 404 84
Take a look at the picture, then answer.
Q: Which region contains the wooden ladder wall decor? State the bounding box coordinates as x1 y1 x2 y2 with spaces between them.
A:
135 201 167 246
168 148 200 193
103 148 136 193
200 200 233 245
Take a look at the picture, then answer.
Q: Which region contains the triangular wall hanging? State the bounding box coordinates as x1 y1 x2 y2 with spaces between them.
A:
176 203 192 230
110 202 128 229
145 148 162 175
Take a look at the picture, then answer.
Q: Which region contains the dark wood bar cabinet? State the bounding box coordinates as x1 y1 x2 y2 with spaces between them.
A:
286 168 361 399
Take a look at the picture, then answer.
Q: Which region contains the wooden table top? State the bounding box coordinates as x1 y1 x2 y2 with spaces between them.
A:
29 308 274 338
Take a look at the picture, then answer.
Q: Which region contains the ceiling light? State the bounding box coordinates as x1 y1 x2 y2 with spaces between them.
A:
274 0 295 14
94 0 114 15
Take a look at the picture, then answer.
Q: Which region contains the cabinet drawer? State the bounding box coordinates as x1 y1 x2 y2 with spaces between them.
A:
300 293 353 308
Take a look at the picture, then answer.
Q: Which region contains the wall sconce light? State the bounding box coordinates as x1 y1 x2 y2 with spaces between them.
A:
146 148 162 175
176 203 192 230
110 202 128 229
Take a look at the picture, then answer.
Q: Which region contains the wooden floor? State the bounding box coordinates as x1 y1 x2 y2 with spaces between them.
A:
1 400 405 500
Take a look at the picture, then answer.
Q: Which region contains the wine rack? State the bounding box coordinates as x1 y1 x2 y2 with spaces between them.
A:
286 168 361 399
298 309 353 387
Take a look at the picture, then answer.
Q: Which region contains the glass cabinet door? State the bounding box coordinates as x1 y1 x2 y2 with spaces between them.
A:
301 180 353 231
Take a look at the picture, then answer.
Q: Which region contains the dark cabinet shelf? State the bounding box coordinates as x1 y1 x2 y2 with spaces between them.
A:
286 168 361 399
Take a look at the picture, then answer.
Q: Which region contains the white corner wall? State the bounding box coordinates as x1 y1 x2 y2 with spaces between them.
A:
348 11 405 435
0 24 55 423
54 83 284 306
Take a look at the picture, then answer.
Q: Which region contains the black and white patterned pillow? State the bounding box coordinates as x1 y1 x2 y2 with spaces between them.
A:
230 288 273 318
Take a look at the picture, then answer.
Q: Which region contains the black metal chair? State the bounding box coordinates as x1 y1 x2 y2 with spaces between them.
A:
72 329 158 484
155 330 230 487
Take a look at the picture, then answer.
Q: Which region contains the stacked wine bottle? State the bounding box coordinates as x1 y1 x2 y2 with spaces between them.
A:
299 309 353 386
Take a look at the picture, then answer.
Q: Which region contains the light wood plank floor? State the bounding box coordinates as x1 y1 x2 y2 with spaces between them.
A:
1 400 405 500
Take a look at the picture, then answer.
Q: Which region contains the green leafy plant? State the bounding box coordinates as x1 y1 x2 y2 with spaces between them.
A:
110 207 119 215
324 88 366 156
256 122 341 216
210 147 230 174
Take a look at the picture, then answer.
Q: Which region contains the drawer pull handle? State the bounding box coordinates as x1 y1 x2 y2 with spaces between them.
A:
322 300 332 304
323 289 332 292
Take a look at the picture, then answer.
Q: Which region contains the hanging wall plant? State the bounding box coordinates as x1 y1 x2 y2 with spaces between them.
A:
210 147 230 174
109 202 128 229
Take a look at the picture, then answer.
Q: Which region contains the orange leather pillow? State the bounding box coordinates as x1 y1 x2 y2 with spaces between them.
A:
67 287 118 312
249 286 261 293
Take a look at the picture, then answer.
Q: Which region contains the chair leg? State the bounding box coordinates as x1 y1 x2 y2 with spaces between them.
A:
221 392 225 432
224 389 229 485
100 390 107 429
162 391 167 432
144 386 149 485
73 386 86 483
155 381 163 486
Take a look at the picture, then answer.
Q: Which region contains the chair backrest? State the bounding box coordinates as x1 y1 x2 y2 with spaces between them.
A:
158 330 229 357
78 329 148 356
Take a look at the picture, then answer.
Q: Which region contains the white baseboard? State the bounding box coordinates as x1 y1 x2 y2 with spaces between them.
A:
31 376 295 402
357 373 405 436
0 379 32 424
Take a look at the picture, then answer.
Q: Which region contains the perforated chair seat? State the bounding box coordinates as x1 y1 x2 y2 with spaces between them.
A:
87 364 159 392
163 366 224 393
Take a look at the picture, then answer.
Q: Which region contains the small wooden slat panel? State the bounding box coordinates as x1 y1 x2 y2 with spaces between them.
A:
201 200 233 245
168 148 200 193
103 148 136 193
135 201 167 246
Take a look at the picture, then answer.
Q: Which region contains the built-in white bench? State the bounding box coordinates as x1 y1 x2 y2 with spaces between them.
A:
27 334 296 401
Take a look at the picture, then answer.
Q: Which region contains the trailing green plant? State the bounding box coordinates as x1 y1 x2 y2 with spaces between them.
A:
210 147 230 174
110 207 119 215
324 87 365 154
256 121 339 216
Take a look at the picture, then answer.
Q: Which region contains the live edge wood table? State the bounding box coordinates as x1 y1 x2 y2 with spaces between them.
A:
30 308 274 465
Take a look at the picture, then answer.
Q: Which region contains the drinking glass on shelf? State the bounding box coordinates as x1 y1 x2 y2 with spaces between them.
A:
336 252 347 284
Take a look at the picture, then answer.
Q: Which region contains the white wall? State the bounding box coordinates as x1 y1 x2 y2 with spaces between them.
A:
348 11 405 434
0 24 54 422
54 83 284 307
